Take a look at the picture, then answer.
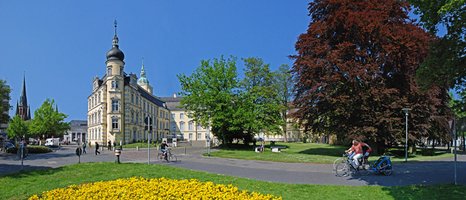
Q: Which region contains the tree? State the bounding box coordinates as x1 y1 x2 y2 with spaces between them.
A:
178 56 239 145
29 99 70 138
291 0 447 152
0 80 11 125
274 64 294 142
410 0 465 105
237 58 282 143
6 115 29 140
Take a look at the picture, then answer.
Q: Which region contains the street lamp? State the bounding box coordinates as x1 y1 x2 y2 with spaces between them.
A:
402 108 411 162
145 115 152 165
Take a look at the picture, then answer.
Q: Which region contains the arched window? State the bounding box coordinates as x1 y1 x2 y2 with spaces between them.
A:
188 121 194 131
179 121 185 131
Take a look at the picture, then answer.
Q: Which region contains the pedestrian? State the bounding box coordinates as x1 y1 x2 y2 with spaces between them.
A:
82 142 87 154
108 140 112 150
95 142 100 155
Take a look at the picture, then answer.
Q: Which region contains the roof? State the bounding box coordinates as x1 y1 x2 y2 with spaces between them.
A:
159 97 184 111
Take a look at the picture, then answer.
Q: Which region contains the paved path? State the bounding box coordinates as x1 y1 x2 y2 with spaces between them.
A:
1 145 465 186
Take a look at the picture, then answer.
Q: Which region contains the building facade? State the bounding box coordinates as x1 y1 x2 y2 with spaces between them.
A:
160 95 211 142
87 23 170 146
63 120 87 144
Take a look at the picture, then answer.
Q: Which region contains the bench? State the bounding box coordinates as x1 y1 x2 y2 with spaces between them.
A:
271 146 286 152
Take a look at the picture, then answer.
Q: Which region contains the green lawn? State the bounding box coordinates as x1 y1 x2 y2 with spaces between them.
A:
0 162 464 200
208 142 454 164
122 142 157 148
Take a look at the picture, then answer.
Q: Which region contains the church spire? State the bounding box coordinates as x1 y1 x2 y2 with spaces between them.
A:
16 74 30 120
20 74 28 107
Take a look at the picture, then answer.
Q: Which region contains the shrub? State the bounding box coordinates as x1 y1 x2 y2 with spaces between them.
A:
27 146 52 154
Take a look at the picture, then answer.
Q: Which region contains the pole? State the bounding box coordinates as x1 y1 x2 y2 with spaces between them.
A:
453 119 457 185
148 130 150 165
405 111 408 162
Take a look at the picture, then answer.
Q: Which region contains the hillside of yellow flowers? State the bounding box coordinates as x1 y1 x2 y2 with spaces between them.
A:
29 177 282 200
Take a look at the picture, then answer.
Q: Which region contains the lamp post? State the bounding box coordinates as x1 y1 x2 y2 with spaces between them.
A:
402 108 411 162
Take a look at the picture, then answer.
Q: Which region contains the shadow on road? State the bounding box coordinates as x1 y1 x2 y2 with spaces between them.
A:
341 161 466 186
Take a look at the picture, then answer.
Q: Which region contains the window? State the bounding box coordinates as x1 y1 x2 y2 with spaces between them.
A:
131 112 134 123
171 113 175 119
180 113 184 119
188 121 193 131
131 93 134 103
111 81 118 89
197 133 202 140
98 92 101 103
171 122 176 131
98 111 101 123
189 133 193 141
197 124 202 130
107 67 112 76
179 121 185 130
136 96 139 105
112 100 119 112
112 118 119 129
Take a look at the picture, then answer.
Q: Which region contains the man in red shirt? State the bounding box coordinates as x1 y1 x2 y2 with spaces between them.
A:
346 140 371 167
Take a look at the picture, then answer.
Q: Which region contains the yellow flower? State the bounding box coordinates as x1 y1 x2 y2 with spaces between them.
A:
29 177 281 200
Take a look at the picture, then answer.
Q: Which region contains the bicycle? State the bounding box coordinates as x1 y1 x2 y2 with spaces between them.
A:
158 148 177 162
334 153 393 177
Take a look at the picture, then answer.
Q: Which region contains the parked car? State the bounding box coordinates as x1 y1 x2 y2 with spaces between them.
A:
45 138 60 147
5 142 16 152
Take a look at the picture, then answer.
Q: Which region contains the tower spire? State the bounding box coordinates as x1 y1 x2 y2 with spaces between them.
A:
112 19 119 47
141 57 146 77
20 73 28 108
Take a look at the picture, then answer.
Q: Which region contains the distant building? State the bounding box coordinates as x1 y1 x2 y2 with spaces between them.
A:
63 120 87 144
87 22 170 145
160 95 212 142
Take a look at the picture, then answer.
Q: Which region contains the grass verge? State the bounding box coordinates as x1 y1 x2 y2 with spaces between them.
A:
208 143 454 164
1 162 465 200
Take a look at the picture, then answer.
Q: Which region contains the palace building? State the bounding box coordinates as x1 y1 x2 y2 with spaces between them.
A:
87 23 170 146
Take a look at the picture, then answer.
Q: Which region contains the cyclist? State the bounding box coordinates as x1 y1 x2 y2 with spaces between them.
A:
345 140 371 168
160 141 169 161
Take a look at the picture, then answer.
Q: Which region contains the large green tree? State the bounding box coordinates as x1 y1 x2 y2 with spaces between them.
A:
410 0 465 104
274 64 294 142
0 80 11 125
29 99 70 138
6 115 29 140
178 56 239 145
237 58 281 142
291 0 448 152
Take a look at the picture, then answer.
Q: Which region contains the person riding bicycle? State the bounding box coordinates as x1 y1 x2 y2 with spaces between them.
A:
160 141 169 161
345 140 371 168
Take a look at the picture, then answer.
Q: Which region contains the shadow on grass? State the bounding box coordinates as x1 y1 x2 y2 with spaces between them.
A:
0 163 56 178
298 147 346 157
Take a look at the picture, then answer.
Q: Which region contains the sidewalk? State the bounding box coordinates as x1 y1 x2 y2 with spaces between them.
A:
1 145 465 186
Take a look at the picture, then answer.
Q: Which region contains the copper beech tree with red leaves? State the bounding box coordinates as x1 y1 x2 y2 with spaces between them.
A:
291 0 451 152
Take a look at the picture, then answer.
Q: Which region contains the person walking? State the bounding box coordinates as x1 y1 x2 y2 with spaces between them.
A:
95 142 100 155
108 140 112 150
82 142 87 154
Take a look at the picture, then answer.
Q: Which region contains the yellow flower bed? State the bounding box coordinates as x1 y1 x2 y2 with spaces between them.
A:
29 177 281 200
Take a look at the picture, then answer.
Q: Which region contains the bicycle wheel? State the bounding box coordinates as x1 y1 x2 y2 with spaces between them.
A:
335 162 349 177
169 154 177 162
333 158 344 171
380 162 393 176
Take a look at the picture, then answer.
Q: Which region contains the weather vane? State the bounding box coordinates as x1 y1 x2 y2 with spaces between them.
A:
114 19 117 35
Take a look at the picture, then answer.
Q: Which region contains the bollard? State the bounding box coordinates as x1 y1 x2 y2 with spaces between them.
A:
136 146 139 151
114 149 121 164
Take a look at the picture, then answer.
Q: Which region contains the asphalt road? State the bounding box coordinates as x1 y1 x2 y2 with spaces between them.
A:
1 145 465 186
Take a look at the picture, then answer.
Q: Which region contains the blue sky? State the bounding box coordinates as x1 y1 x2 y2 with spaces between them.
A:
0 0 309 120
